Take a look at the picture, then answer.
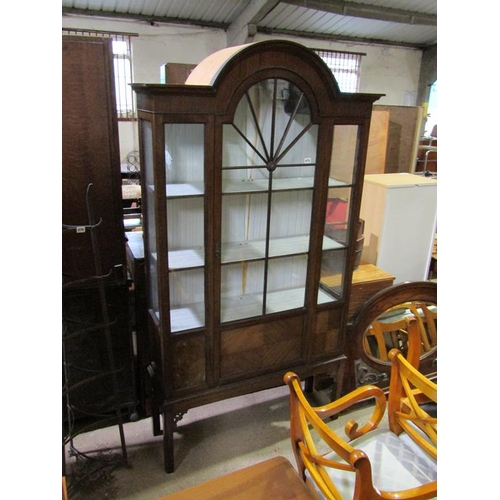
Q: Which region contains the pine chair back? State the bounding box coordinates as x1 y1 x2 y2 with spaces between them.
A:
387 349 437 460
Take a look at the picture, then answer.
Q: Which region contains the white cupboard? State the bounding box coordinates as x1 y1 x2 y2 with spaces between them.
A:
359 173 437 284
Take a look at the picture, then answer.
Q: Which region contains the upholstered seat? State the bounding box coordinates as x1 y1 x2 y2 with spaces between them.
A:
304 427 436 499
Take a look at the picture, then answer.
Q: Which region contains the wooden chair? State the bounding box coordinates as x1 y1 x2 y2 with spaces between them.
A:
283 343 437 499
387 349 437 461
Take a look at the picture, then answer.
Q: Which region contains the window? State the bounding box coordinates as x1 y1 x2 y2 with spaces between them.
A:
62 29 136 120
313 49 364 92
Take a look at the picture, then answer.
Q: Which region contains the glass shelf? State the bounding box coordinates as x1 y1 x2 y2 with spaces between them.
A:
147 182 205 198
168 248 204 270
220 286 336 323
170 303 205 333
221 235 343 264
159 284 337 332
221 176 349 195
166 182 204 197
157 236 344 271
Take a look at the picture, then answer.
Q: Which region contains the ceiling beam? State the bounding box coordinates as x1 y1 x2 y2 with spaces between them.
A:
227 0 281 46
257 26 428 49
282 0 437 26
62 7 228 30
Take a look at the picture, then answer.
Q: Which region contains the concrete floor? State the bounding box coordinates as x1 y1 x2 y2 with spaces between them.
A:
64 384 375 500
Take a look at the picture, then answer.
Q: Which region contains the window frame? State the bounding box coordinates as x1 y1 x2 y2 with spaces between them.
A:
312 49 365 93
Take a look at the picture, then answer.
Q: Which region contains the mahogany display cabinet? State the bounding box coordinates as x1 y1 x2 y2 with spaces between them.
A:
132 40 382 472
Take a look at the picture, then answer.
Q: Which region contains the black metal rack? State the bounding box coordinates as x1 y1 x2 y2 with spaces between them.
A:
62 184 130 496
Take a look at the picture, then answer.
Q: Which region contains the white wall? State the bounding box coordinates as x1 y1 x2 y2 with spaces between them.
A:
253 33 422 106
62 16 423 159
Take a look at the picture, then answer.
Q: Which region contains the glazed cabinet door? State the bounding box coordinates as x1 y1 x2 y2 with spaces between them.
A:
219 78 325 323
140 117 210 393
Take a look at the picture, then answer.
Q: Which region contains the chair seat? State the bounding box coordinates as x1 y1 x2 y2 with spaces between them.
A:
306 427 436 499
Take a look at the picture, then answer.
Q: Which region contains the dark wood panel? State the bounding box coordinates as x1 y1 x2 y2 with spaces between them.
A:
173 335 206 390
62 36 126 281
311 308 342 356
220 317 303 379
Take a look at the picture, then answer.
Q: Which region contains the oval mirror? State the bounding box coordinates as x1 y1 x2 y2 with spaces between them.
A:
363 300 437 365
345 281 437 392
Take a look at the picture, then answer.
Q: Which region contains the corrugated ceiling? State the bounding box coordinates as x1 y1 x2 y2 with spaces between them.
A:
62 0 437 48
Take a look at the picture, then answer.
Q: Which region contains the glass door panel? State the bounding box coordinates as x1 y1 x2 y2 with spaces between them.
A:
164 123 205 331
220 261 265 322
164 123 205 192
269 190 312 256
169 269 205 333
167 198 204 269
266 255 308 314
221 78 317 323
221 193 268 263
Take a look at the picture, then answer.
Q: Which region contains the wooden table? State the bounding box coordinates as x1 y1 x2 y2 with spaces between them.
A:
156 457 318 500
322 263 395 320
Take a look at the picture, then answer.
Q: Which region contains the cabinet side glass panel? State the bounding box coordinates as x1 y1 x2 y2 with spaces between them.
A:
221 78 317 322
164 124 205 332
329 125 360 185
319 124 360 302
142 120 159 317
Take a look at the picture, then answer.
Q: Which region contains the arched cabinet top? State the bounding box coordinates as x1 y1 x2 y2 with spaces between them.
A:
186 40 339 95
132 40 383 117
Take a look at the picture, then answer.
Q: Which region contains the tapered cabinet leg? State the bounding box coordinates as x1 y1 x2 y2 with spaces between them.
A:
162 407 175 473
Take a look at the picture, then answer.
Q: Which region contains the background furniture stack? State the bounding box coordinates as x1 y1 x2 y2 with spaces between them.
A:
62 36 137 486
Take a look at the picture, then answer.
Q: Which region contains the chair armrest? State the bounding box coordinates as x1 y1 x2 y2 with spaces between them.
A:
313 385 386 440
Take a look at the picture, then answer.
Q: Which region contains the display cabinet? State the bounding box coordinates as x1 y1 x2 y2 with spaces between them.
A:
132 40 382 472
